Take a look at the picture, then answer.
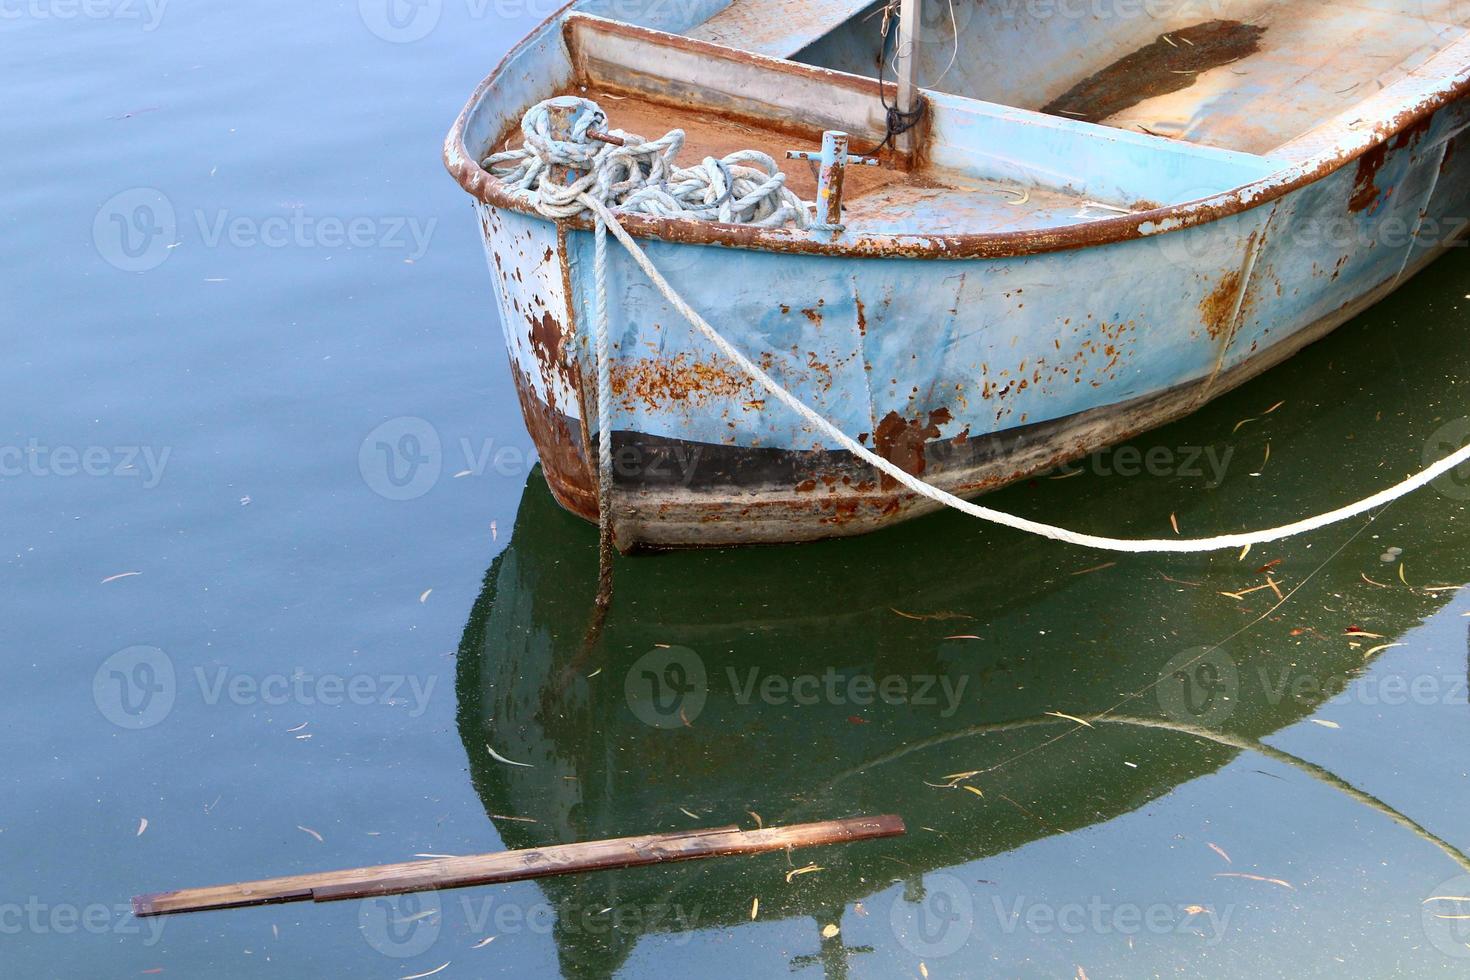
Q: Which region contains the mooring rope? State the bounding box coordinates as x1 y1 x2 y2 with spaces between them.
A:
488 99 1470 556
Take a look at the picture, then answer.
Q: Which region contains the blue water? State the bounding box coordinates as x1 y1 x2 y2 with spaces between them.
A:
7 3 1470 978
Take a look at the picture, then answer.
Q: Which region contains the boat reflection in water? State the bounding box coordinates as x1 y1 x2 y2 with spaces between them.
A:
455 472 1468 977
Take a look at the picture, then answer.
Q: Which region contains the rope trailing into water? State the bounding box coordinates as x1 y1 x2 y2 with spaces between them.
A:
489 100 1470 556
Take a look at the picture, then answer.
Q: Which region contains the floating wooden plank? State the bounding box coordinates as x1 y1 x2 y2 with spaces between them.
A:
133 815 905 917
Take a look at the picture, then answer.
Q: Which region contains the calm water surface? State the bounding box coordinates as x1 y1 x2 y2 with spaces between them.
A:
7 3 1470 977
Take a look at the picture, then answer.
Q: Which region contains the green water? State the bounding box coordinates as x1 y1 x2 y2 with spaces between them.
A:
7 2 1470 977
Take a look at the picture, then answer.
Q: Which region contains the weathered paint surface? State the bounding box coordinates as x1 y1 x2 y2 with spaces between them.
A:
448 1 1470 547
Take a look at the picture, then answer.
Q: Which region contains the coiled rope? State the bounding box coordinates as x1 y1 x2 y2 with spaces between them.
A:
487 98 1470 556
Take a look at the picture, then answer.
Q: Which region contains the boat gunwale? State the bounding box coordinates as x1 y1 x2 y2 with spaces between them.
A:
444 8 1470 260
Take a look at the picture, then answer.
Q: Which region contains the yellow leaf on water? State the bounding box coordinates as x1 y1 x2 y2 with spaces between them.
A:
963 785 984 798
785 864 824 883
750 897 759 920
821 923 840 938
419 589 432 603
1311 719 1340 729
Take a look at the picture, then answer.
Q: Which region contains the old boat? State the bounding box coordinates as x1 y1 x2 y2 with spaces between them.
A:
445 0 1470 549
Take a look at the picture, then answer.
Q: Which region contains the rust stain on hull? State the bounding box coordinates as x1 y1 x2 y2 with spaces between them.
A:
1042 21 1267 125
611 354 755 410
873 408 952 491
1200 269 1243 340
508 362 596 522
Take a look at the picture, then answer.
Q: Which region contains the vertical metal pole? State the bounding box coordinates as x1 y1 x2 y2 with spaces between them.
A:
894 0 921 155
816 131 849 229
544 99 580 187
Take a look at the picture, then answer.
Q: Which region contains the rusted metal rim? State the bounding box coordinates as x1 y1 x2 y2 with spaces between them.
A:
444 10 1470 261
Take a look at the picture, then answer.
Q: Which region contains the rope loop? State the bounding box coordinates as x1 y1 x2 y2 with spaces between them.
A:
481 98 811 229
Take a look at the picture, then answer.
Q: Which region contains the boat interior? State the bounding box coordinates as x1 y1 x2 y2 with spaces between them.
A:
474 0 1470 236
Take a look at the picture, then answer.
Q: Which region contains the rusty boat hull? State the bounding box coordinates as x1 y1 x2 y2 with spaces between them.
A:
447 2 1470 549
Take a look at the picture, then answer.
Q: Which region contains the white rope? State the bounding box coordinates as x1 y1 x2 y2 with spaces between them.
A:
483 97 811 228
491 100 1470 555
581 195 1470 554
